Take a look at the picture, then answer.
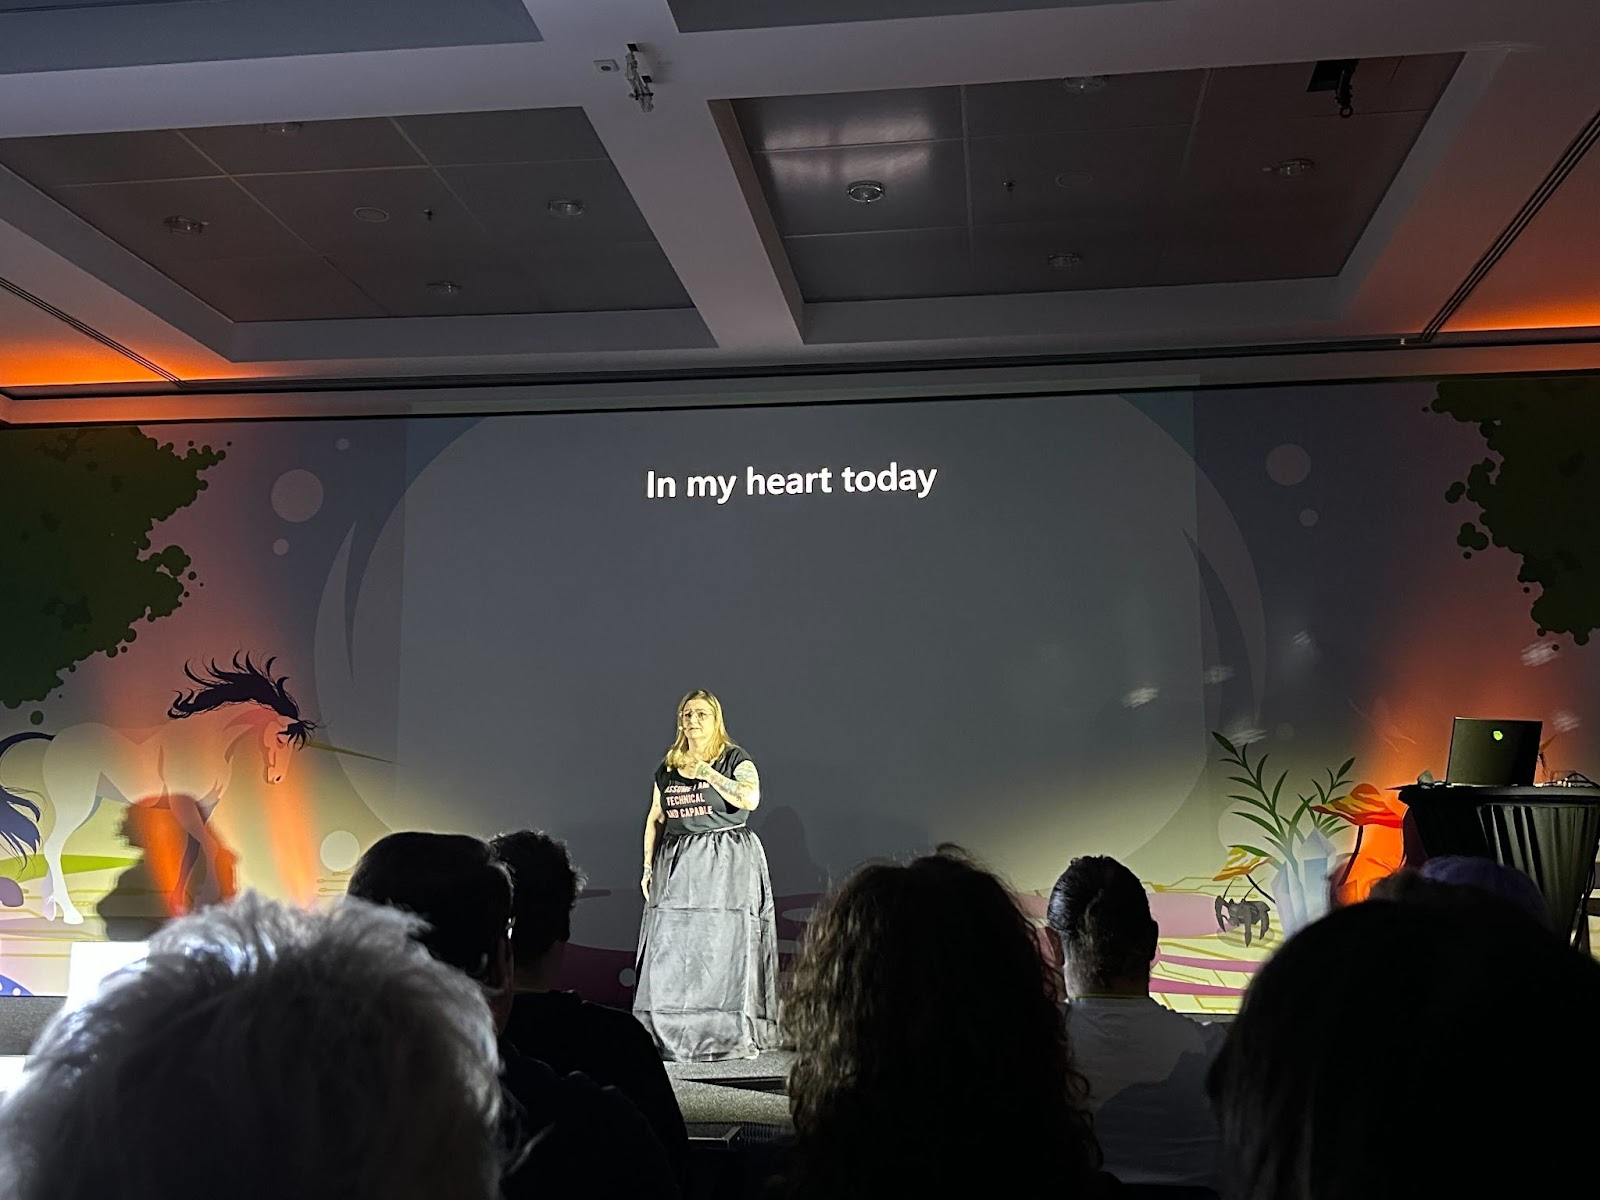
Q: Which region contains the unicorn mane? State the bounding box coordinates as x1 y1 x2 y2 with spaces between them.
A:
169 653 317 747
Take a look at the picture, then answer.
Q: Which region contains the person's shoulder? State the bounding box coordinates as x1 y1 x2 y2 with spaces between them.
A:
575 998 665 1052
1154 1004 1229 1053
722 744 753 769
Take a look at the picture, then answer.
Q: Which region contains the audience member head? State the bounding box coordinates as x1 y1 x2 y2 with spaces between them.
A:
1046 854 1159 998
1209 892 1600 1200
784 846 1097 1198
1369 855 1551 928
0 892 501 1200
347 832 514 1028
489 828 586 991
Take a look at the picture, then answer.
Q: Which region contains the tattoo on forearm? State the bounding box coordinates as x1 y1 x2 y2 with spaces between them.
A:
704 761 761 809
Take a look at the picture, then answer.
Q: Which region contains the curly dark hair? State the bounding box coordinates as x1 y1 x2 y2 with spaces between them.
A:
782 847 1099 1200
1046 855 1158 993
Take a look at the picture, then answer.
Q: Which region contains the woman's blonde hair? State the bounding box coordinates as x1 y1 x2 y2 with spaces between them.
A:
664 689 734 768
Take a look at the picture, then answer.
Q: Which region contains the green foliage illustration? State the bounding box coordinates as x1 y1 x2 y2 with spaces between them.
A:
1213 733 1353 878
1433 375 1600 644
0 426 224 708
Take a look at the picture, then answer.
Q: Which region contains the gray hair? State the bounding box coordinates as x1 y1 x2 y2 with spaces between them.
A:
0 892 502 1200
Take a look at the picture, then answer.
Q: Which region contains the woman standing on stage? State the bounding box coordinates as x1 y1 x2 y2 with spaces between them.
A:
634 689 779 1061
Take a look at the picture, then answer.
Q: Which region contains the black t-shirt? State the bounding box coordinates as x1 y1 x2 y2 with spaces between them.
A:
497 1043 677 1199
655 746 753 835
502 991 688 1184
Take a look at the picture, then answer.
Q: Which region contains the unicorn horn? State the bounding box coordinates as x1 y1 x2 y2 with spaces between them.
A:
304 741 395 765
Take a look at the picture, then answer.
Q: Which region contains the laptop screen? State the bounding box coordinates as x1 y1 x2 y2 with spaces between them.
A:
1445 718 1541 787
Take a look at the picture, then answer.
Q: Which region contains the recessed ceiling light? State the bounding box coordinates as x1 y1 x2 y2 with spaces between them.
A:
425 280 462 297
261 122 303 136
1061 76 1109 95
1054 171 1094 190
1045 252 1082 270
547 198 586 218
352 206 390 223
162 215 206 235
1265 157 1316 179
846 179 886 204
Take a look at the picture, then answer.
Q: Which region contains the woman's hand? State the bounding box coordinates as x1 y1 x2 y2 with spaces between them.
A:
679 758 708 780
641 864 653 900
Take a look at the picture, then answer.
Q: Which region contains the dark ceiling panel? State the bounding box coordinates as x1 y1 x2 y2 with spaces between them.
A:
0 130 215 186
670 0 1164 32
51 177 309 262
741 57 1449 302
181 119 422 174
732 88 962 152
239 168 485 256
328 250 548 317
751 140 968 236
0 0 207 8
967 126 1190 226
155 254 386 322
1179 109 1430 212
784 228 974 302
527 242 694 311
972 219 1168 292
440 160 653 247
0 0 540 74
964 71 1203 137
395 107 608 165
1197 53 1461 123
0 106 693 322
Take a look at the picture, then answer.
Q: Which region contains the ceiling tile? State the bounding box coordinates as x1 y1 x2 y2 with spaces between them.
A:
1197 53 1460 124
156 254 386 321
239 168 486 256
330 251 547 317
51 176 310 262
1158 207 1356 283
440 160 653 247
671 0 1164 32
963 71 1204 137
784 228 973 302
396 107 607 165
733 88 962 152
1179 109 1429 219
180 118 422 174
753 140 968 236
1384 53 1466 112
525 242 693 311
0 130 216 186
968 126 1189 226
973 220 1169 292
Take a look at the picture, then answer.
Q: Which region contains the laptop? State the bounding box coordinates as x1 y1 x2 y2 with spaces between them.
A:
1445 718 1541 786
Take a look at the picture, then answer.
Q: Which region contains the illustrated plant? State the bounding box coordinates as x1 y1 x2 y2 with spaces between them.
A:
1310 782 1407 890
1213 732 1355 877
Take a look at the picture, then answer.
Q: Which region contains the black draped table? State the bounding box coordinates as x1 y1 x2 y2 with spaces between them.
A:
1399 784 1600 944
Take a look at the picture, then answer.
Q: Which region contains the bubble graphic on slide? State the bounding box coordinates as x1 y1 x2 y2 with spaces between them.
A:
618 967 638 987
1266 444 1311 486
1299 508 1319 527
336 437 351 451
320 830 361 872
272 469 324 522
272 538 290 556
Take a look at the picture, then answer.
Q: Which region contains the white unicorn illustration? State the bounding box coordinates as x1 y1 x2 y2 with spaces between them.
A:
0 654 316 924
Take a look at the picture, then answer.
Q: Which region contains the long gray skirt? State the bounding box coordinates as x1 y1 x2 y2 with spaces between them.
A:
634 827 779 1061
